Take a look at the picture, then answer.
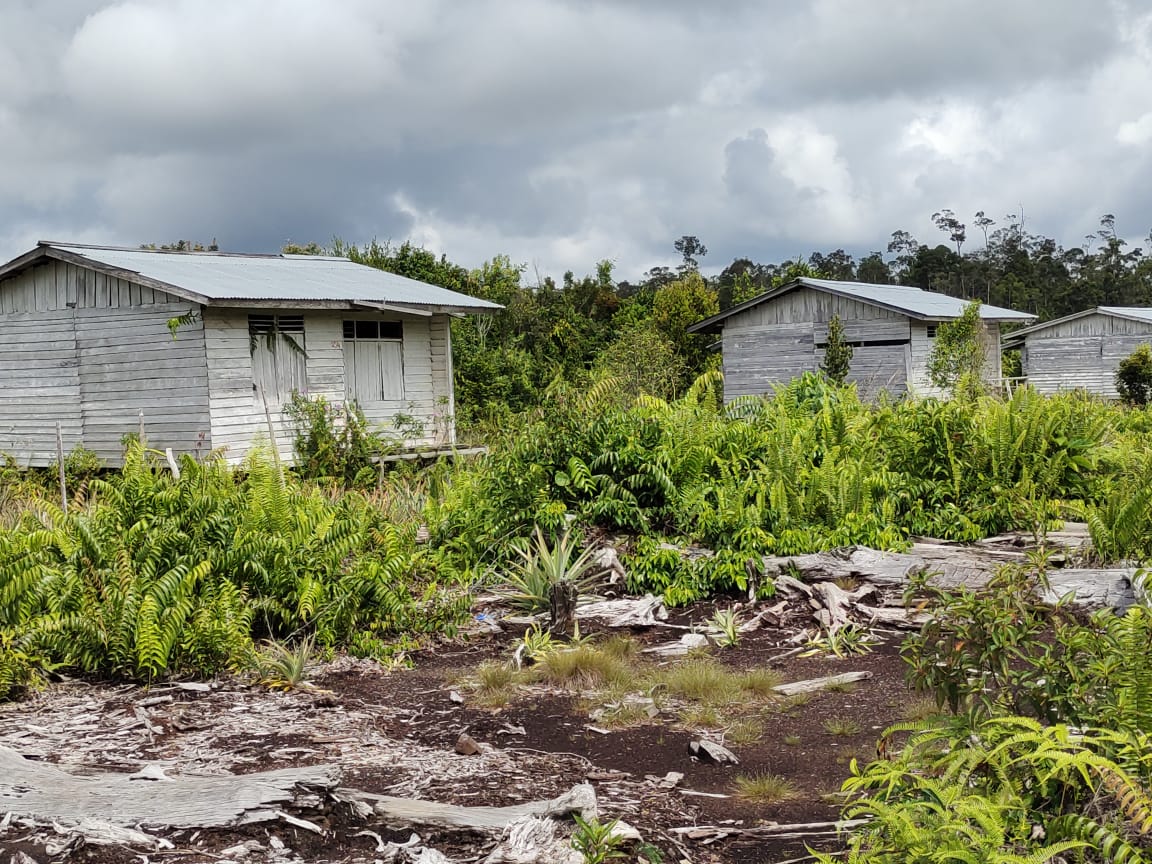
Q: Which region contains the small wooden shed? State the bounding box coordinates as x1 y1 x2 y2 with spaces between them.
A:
1002 306 1152 397
0 242 500 466
688 277 1035 400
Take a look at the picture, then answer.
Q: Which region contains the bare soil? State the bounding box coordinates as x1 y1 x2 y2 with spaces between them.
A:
0 608 923 864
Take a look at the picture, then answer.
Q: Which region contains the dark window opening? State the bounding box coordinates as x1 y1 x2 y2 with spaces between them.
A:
343 320 403 340
815 338 910 349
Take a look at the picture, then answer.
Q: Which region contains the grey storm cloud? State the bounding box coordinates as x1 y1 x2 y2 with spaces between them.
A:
2 0 1152 280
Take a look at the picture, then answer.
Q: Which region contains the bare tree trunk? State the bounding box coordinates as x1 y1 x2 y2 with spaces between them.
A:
549 580 578 639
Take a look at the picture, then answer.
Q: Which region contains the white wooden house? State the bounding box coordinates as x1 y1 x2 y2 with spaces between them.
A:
0 242 500 466
688 278 1035 400
1002 306 1152 397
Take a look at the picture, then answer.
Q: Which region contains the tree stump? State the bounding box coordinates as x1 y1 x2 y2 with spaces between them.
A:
549 580 578 639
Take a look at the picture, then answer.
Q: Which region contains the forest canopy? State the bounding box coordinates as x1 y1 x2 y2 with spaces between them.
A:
285 213 1152 428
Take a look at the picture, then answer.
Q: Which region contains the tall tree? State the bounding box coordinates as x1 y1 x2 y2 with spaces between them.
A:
673 235 708 270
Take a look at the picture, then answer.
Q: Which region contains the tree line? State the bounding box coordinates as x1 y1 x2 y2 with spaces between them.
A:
285 212 1152 427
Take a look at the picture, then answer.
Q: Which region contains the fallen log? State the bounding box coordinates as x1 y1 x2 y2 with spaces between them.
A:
576 594 669 627
343 783 599 833
763 545 1141 609
0 746 339 830
772 671 872 696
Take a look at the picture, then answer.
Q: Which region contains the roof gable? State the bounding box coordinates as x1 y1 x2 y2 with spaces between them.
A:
688 277 1035 333
1001 305 1152 344
0 243 502 314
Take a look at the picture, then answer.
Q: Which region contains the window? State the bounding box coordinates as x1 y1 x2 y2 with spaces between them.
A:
343 319 405 403
926 324 938 338
249 314 306 404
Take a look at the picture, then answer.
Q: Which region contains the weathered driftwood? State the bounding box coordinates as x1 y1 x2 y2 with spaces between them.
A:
810 581 876 633
346 783 598 833
482 817 585 864
576 594 669 627
763 544 1141 609
641 632 711 657
772 671 872 696
690 739 739 765
672 818 869 841
856 604 931 628
0 746 339 829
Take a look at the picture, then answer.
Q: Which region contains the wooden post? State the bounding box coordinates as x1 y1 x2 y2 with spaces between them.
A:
164 448 181 479
138 410 145 447
549 580 578 640
55 422 67 510
258 384 284 483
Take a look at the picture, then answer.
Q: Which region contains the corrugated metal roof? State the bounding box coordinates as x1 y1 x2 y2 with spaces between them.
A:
41 243 501 311
688 277 1035 333
1002 305 1152 345
1098 306 1152 323
796 278 1034 320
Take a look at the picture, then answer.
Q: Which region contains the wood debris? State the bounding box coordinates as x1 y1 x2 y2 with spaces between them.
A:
772 671 873 696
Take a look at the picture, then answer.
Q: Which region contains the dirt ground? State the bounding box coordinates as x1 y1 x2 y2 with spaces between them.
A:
0 599 926 864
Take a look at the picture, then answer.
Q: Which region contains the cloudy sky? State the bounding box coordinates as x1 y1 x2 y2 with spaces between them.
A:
2 0 1151 281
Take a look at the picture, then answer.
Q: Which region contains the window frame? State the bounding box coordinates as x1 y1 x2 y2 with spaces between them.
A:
342 318 406 404
248 314 308 405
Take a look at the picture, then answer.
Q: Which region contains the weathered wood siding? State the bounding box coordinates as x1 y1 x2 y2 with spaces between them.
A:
720 288 911 401
202 309 453 464
1021 314 1152 397
0 309 83 463
0 260 211 466
74 303 210 463
906 322 942 397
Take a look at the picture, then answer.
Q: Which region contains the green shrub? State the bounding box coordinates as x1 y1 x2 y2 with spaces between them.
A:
285 392 381 484
1116 344 1152 407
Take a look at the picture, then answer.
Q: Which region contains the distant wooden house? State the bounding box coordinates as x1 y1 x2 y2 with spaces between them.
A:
1002 306 1152 397
688 278 1035 400
0 242 500 466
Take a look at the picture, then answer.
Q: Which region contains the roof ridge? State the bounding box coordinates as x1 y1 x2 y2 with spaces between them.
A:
42 240 286 260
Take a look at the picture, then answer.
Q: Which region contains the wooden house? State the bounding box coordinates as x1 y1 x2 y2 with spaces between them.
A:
688 277 1035 400
1001 306 1152 397
0 242 500 466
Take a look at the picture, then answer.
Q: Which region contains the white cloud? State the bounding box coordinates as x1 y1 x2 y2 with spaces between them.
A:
1 0 1151 279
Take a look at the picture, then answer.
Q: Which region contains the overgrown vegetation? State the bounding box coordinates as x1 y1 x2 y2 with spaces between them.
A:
0 443 469 696
821 550 1152 863
1117 343 1152 408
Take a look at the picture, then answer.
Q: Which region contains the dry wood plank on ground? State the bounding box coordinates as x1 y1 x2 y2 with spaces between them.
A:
343 783 599 832
771 672 872 696
763 544 1140 609
0 746 340 829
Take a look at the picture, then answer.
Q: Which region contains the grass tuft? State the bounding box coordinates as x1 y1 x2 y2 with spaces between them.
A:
902 696 944 721
658 658 743 704
679 702 724 728
823 716 862 736
535 645 634 689
473 661 519 707
739 667 783 696
733 773 798 804
726 718 764 745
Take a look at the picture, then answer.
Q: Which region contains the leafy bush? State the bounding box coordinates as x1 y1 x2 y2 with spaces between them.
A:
285 392 382 485
0 443 468 690
822 716 1152 864
1117 344 1152 407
